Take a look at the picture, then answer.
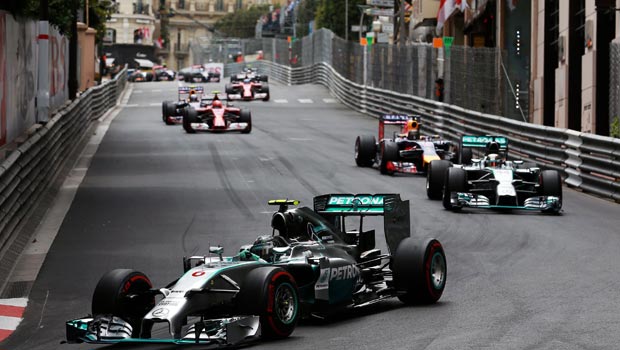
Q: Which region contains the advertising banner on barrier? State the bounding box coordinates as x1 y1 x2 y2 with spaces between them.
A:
0 12 6 146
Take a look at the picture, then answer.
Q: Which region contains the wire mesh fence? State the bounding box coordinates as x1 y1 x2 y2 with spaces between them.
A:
192 28 525 118
609 42 620 135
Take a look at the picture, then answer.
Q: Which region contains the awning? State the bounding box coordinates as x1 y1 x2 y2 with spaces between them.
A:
134 58 154 68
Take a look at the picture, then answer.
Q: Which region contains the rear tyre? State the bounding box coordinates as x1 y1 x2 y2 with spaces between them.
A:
460 147 473 165
427 160 451 200
239 109 252 134
259 75 269 82
443 167 466 210
355 135 377 167
92 269 155 337
380 141 398 175
183 107 198 134
163 101 176 125
539 170 562 213
225 83 235 94
236 267 299 339
392 238 446 304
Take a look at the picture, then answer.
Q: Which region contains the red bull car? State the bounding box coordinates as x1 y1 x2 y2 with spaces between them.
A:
225 78 270 101
65 194 446 347
161 86 205 125
355 115 458 175
182 91 252 134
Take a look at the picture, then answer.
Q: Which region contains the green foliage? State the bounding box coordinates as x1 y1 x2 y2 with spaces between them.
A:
296 0 317 38
611 116 620 138
315 0 366 40
0 0 112 42
215 5 270 38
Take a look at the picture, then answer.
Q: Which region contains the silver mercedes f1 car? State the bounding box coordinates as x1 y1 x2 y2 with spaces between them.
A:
66 193 447 346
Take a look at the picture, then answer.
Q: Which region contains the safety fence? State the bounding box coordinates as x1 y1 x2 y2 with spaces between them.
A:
0 69 127 289
230 56 619 203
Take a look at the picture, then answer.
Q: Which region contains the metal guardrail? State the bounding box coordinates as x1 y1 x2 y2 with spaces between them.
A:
0 70 127 286
257 60 619 203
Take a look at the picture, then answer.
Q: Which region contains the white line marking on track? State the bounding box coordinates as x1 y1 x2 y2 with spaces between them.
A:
149 103 161 106
132 90 143 93
153 89 162 92
323 98 338 103
274 99 288 103
288 138 313 141
298 99 313 103
122 104 139 107
0 315 22 330
0 299 27 307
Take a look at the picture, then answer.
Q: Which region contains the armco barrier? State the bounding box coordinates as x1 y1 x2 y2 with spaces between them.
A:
253 59 619 203
0 70 126 289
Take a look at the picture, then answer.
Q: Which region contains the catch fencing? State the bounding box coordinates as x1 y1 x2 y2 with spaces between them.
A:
0 69 127 293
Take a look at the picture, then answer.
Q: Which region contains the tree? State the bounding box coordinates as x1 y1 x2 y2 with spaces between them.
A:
315 0 365 40
295 0 317 38
0 0 112 42
214 5 270 38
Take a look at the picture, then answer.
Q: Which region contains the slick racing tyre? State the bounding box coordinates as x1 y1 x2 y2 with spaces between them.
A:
355 135 376 167
259 75 268 82
225 83 235 94
380 141 398 175
163 101 176 125
92 269 155 337
539 169 562 214
392 237 446 305
239 109 252 134
427 160 451 200
237 267 299 339
183 107 198 133
459 147 473 165
262 85 270 101
443 167 466 210
161 100 170 122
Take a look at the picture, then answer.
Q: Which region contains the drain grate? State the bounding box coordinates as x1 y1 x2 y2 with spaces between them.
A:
1 281 32 299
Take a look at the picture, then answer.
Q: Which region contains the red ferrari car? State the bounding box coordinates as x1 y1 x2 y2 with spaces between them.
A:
225 78 270 101
182 92 252 134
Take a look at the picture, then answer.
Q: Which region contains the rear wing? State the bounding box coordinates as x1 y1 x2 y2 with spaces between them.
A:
314 194 410 254
179 86 204 99
380 114 411 125
461 135 508 151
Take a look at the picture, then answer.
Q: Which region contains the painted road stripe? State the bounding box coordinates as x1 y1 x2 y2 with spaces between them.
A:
298 99 313 103
323 98 337 103
274 99 288 103
153 89 162 92
0 298 27 342
133 90 143 93
122 104 139 108
149 103 161 106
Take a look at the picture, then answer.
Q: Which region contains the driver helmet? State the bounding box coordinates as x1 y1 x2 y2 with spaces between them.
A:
212 100 223 108
249 235 274 261
486 154 500 167
189 94 198 102
243 78 251 83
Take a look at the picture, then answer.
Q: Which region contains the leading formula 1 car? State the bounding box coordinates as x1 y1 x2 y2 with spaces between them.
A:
182 91 252 133
355 115 458 175
230 67 268 83
162 86 205 125
65 194 447 347
426 135 562 213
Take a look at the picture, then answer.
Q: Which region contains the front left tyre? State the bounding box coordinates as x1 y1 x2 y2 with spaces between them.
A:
239 109 252 134
183 107 198 133
392 237 447 304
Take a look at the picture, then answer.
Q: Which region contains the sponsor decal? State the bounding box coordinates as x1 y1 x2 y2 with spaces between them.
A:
462 136 507 146
151 308 169 317
192 271 206 277
327 195 384 206
381 114 410 121
330 265 359 281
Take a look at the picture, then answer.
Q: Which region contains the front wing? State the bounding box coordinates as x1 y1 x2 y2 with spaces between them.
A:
66 315 260 346
188 122 249 132
447 192 562 212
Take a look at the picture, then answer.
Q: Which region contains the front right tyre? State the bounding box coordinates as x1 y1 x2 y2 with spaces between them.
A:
236 267 299 339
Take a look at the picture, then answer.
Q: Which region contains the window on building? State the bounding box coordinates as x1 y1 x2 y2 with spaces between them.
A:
236 0 243 10
216 0 224 11
178 0 185 9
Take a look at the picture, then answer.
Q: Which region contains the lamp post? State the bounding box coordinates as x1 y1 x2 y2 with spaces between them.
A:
345 0 348 40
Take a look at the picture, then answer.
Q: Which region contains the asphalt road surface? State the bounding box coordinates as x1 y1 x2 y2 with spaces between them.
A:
3 80 620 350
